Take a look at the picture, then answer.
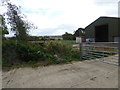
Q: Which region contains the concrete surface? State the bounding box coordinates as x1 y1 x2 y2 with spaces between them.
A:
0 70 2 89
2 60 118 88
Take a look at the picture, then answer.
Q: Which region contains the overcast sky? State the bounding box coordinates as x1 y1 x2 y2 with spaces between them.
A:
0 0 120 36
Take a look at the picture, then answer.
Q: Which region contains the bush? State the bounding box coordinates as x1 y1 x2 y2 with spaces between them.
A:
16 42 44 62
44 41 71 56
2 41 19 66
44 41 80 64
2 40 80 67
2 41 44 66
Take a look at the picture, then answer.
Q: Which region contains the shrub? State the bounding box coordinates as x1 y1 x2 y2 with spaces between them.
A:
2 40 81 67
2 41 20 66
44 41 80 63
44 41 71 56
2 41 44 66
16 42 44 62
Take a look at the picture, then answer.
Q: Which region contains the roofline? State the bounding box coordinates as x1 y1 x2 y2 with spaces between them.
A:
85 16 120 29
99 16 120 19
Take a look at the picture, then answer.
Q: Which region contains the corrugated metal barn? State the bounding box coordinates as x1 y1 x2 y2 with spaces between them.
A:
85 17 120 42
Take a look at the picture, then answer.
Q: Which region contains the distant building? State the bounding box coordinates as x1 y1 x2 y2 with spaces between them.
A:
76 37 82 43
37 35 63 40
85 17 120 42
49 35 63 40
76 37 86 43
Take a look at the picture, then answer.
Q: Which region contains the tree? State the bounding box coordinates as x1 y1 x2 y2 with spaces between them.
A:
0 15 9 38
74 28 85 37
62 32 74 40
3 1 35 42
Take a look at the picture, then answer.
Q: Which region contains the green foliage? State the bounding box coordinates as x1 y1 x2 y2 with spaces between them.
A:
29 40 76 46
73 28 85 37
62 32 74 40
2 40 81 67
22 60 38 66
2 41 19 66
2 1 36 42
0 15 8 33
16 42 44 62
44 41 66 54
8 37 17 40
69 49 80 60
0 14 9 39
5 2 29 42
2 41 44 66
62 28 85 40
44 41 80 64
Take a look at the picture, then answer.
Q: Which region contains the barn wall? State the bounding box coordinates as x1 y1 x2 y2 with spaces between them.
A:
85 17 120 42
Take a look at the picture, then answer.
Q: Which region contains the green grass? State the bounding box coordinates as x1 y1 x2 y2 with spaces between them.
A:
57 40 76 45
29 40 77 45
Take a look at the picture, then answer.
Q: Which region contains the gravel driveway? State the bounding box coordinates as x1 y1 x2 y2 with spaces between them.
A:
2 60 118 88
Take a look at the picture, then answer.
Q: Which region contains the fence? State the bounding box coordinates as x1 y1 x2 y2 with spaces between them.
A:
79 42 119 66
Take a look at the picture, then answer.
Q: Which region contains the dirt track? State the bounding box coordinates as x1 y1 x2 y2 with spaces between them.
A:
2 60 118 88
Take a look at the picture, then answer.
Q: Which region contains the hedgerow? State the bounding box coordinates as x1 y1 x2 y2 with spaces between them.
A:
2 40 80 67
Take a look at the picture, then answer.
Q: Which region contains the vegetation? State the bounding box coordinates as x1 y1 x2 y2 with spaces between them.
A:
2 40 80 67
62 32 74 40
1 0 80 68
57 40 76 45
0 15 9 40
62 28 85 40
73 28 85 37
2 1 36 42
29 40 76 45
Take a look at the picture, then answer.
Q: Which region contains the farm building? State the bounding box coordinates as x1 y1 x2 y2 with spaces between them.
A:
85 17 120 42
38 35 63 40
49 35 63 40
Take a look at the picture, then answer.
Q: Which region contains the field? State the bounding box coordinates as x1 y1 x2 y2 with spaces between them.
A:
29 40 77 45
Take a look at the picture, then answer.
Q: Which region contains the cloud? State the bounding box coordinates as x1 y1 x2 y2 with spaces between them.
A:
48 10 64 19
1 0 119 36
29 24 76 36
93 0 119 16
118 1 120 17
93 0 119 5
93 0 119 17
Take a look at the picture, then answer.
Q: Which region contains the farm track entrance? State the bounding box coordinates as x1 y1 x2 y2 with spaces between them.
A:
79 42 119 66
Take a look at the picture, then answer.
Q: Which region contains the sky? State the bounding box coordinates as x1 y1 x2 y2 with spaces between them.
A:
0 0 120 36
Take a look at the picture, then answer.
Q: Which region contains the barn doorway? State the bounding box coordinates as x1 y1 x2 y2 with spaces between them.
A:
95 24 108 42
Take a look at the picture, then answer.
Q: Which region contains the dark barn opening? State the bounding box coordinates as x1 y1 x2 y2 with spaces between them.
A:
95 24 108 42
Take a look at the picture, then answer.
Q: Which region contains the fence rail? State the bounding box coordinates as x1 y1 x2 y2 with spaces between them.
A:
80 42 119 66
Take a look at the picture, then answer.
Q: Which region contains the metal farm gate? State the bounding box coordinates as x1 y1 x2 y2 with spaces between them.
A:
79 42 119 66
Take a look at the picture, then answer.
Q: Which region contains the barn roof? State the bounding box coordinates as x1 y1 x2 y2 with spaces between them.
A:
85 16 120 29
